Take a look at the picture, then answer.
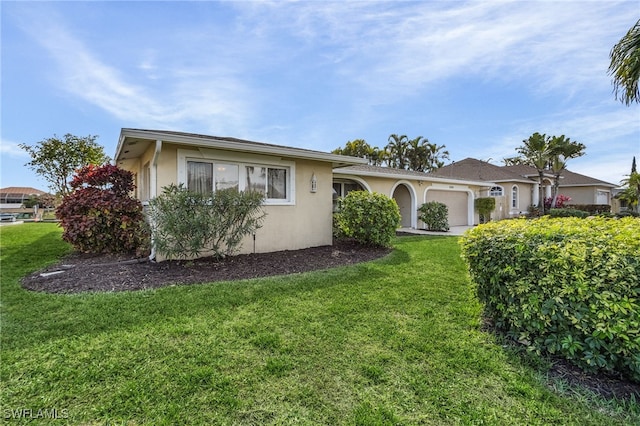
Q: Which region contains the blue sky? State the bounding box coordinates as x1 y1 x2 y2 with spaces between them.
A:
2 1 639 192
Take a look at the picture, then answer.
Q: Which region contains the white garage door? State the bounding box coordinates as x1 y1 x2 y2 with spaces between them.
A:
426 190 469 226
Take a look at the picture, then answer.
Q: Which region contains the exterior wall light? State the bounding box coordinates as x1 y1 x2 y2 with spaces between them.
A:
311 173 317 193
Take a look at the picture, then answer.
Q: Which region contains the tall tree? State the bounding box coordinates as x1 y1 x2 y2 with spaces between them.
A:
406 136 449 172
332 139 387 166
503 156 525 166
20 134 110 197
385 134 409 169
632 156 637 174
548 135 586 208
516 132 552 214
619 172 640 213
609 19 640 105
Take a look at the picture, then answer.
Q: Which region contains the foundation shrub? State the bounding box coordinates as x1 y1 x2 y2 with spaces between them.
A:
548 208 590 218
149 184 265 260
418 201 449 231
460 217 640 382
334 191 400 247
56 164 149 255
475 197 496 224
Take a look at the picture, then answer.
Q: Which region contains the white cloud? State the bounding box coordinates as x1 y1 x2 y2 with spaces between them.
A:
0 140 29 158
12 5 254 134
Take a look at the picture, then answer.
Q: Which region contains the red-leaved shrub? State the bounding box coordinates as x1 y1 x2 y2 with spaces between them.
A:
56 164 149 255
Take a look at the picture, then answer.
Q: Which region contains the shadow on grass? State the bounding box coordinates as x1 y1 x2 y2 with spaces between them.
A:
4 242 404 350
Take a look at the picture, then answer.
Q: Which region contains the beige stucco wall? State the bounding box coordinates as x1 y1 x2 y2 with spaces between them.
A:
561 186 612 205
119 143 335 258
478 182 534 220
334 173 483 227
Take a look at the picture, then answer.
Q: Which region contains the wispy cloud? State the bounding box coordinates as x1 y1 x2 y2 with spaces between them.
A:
233 1 634 101
0 140 29 158
11 4 254 134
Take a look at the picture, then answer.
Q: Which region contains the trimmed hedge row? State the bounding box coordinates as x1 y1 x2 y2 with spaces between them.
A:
460 217 640 382
566 204 611 214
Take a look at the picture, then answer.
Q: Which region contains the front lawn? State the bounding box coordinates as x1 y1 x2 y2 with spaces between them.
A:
1 223 638 424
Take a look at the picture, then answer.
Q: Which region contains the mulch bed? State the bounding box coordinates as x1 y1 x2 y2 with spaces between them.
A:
22 239 391 294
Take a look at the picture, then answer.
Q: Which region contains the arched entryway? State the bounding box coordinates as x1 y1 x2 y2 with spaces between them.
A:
391 182 416 228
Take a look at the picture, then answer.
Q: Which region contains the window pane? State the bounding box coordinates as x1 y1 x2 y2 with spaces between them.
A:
187 161 213 193
215 163 239 191
267 168 287 199
344 183 362 195
332 183 341 197
246 166 267 195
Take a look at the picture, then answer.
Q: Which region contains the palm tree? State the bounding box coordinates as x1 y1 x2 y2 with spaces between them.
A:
619 172 640 213
516 132 552 214
548 136 586 208
386 134 409 169
609 19 640 105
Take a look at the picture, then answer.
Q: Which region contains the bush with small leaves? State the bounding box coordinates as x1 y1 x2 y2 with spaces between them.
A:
418 201 449 231
474 197 496 224
334 191 400 247
149 184 266 260
460 217 640 382
56 164 149 255
548 208 590 218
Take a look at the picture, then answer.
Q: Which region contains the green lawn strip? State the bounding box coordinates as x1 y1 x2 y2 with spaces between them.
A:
1 224 637 424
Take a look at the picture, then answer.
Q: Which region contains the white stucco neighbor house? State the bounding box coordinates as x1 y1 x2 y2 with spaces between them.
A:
430 158 617 219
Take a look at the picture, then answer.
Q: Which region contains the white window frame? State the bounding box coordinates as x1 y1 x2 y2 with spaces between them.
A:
489 186 504 197
177 149 296 205
511 185 518 209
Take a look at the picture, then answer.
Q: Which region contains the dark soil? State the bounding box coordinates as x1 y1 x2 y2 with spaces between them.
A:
21 234 639 402
22 239 391 294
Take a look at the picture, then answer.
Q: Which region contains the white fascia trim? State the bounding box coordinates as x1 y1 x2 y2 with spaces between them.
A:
390 180 418 228
331 175 372 193
333 169 491 188
120 129 367 167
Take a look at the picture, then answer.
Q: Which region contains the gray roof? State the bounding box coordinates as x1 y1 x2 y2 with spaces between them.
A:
430 158 532 183
430 158 616 188
334 164 491 186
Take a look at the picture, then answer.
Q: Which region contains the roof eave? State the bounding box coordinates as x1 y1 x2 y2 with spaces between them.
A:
116 129 368 167
333 168 492 187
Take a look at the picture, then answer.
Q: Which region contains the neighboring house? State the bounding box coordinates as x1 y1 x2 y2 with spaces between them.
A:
114 128 367 256
430 158 617 219
333 165 489 228
0 187 47 213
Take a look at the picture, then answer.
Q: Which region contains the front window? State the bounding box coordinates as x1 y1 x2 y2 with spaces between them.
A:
215 163 239 191
187 160 290 202
187 161 213 193
267 168 287 199
511 185 518 209
489 186 504 196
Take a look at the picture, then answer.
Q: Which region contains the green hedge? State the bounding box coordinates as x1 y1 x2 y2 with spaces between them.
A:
334 191 400 247
566 204 611 214
460 217 640 382
548 208 590 218
418 201 449 231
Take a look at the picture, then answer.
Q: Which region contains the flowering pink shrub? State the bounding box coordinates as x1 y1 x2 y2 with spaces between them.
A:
544 194 571 209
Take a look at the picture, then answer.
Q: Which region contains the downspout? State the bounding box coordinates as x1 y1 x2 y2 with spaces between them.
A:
149 140 162 261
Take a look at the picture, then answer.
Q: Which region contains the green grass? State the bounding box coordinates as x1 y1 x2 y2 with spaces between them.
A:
1 223 638 425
